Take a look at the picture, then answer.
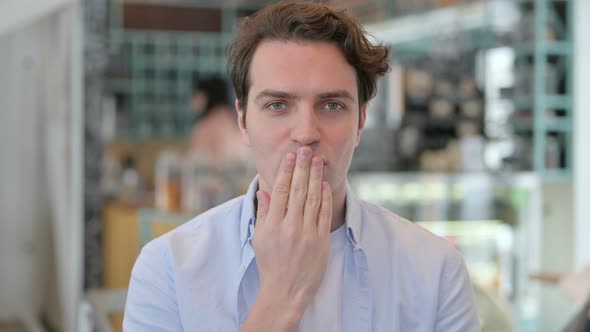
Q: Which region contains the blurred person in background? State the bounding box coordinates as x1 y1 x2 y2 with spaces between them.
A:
124 2 480 331
531 266 590 332
184 76 252 213
190 75 248 163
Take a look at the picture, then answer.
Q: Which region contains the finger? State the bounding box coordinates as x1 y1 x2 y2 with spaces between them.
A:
303 156 323 230
268 152 296 222
318 181 332 236
287 147 313 218
256 190 270 225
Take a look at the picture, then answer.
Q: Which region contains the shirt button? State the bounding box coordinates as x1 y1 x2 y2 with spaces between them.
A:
240 265 246 273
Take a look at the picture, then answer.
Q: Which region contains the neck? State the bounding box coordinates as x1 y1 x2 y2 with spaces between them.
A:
329 182 347 232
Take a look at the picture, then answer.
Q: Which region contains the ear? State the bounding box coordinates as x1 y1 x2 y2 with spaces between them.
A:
356 104 367 146
235 99 251 146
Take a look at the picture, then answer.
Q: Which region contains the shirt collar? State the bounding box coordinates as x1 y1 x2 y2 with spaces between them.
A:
239 175 363 248
344 181 363 247
239 175 259 247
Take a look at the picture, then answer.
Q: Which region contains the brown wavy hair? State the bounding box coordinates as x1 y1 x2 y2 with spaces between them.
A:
228 1 390 122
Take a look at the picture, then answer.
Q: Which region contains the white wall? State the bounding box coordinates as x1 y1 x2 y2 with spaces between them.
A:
0 0 71 37
538 182 575 332
573 0 590 269
0 17 53 320
0 5 83 332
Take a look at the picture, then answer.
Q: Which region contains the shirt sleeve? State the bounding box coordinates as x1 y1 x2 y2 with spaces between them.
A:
434 248 482 332
123 239 183 331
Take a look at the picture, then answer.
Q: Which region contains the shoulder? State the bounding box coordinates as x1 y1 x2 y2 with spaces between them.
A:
139 195 245 268
167 195 243 237
356 200 479 329
126 195 248 325
358 200 464 271
360 200 455 252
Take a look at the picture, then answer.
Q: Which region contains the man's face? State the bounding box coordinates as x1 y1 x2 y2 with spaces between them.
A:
236 41 366 197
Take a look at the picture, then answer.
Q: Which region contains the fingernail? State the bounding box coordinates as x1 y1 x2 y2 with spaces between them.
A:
286 153 296 165
298 147 311 158
312 157 322 168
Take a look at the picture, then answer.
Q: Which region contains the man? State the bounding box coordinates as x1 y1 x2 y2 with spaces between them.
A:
124 2 480 331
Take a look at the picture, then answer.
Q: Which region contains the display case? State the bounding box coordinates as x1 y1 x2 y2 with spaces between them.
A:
348 172 543 331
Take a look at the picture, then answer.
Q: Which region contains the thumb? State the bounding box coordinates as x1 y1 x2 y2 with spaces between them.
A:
256 190 270 224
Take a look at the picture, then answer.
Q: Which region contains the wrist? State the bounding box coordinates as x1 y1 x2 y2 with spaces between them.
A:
260 286 307 324
241 286 307 332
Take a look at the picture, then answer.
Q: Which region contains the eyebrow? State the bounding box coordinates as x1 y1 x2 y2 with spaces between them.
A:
254 89 355 104
316 90 355 102
254 90 298 104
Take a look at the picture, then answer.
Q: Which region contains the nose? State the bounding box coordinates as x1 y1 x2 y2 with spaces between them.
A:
291 107 320 146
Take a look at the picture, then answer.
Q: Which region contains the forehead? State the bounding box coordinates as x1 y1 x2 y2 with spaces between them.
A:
248 40 358 100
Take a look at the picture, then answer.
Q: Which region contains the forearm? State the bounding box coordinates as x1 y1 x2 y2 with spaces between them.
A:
529 271 566 284
240 288 306 332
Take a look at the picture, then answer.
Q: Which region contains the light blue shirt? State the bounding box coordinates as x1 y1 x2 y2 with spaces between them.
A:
124 176 481 331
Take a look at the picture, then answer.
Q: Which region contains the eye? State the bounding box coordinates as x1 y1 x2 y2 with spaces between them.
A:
324 102 343 111
267 102 287 111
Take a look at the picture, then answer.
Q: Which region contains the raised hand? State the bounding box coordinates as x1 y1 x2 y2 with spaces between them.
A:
241 146 332 331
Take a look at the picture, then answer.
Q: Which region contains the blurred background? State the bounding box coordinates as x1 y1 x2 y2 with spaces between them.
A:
0 0 589 331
